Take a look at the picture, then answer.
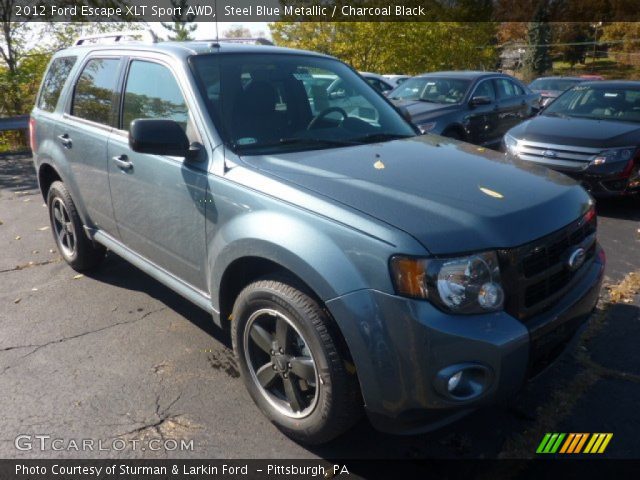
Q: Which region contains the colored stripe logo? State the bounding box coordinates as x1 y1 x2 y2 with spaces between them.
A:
536 433 613 454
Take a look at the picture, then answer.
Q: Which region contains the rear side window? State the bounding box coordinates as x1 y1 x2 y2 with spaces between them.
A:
37 56 77 112
495 78 519 98
122 60 188 131
72 58 120 126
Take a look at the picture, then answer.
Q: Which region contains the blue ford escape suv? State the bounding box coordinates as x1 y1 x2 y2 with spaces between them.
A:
30 33 604 444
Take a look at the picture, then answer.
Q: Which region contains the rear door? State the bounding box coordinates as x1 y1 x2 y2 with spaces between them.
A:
107 57 209 291
55 56 123 237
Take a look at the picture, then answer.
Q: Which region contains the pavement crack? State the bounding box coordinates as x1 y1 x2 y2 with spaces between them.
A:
0 258 61 274
0 307 167 375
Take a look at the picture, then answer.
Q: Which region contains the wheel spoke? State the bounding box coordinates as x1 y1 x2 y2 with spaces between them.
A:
255 363 278 388
53 207 63 224
249 324 273 354
275 317 289 352
289 356 315 382
283 376 304 412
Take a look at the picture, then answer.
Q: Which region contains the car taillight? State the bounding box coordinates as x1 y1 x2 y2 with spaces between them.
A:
583 205 596 225
621 149 640 177
29 117 36 152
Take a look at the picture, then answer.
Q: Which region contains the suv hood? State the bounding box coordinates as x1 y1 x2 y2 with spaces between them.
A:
510 115 640 148
241 135 591 255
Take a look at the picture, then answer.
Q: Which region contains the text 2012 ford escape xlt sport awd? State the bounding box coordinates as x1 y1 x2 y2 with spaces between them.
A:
31 34 604 444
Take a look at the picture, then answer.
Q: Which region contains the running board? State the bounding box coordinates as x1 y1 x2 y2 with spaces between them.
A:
87 228 217 317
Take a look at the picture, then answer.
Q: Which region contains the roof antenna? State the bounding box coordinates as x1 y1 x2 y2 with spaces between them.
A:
210 0 220 48
214 0 219 41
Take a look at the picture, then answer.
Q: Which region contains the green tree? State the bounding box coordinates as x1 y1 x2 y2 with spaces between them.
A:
270 22 497 74
554 23 592 67
161 0 197 41
522 3 552 79
601 22 640 53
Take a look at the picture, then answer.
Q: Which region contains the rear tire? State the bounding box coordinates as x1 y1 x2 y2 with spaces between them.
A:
47 181 105 272
231 276 361 444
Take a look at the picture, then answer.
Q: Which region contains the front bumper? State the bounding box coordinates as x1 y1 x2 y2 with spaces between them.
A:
326 248 604 434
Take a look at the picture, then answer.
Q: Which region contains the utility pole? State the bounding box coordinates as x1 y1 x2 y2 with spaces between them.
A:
591 21 602 73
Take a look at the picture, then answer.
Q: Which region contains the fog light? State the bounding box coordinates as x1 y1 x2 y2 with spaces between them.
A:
435 363 492 401
447 371 463 392
478 282 504 309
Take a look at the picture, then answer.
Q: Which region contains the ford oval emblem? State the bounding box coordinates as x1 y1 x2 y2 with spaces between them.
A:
542 150 558 158
567 247 586 271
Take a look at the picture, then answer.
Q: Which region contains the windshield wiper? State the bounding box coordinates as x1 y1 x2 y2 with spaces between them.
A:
350 132 415 143
234 136 358 151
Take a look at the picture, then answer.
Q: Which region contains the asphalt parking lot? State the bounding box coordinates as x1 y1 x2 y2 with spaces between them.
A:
1 153 639 463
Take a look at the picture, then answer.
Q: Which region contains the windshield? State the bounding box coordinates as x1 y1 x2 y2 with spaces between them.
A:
529 78 581 91
544 85 640 123
190 53 416 155
388 77 471 104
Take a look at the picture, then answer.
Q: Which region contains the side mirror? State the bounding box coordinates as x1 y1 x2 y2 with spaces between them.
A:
129 119 190 157
469 96 492 107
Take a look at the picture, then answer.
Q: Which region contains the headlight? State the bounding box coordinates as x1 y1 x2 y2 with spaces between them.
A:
503 133 519 156
589 146 637 166
390 251 504 314
417 121 437 133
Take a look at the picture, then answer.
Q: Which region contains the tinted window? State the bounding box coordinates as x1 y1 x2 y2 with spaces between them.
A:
366 78 392 92
473 80 495 101
38 56 77 112
190 53 415 155
495 78 520 98
122 61 189 131
389 77 471 104
72 58 120 125
545 86 640 123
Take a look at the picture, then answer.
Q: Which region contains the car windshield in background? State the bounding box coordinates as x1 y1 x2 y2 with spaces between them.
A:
388 77 471 104
544 85 640 123
190 53 415 155
529 78 580 91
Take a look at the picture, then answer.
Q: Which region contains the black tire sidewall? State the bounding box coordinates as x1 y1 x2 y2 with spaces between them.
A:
232 282 338 442
46 181 104 271
47 182 80 264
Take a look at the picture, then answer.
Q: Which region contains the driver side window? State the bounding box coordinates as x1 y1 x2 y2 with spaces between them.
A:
474 80 495 101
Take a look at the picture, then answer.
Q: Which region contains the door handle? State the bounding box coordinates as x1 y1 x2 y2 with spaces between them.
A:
57 134 72 148
112 155 133 171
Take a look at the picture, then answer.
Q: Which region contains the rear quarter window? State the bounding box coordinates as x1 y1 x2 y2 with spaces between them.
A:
37 56 77 112
72 58 121 126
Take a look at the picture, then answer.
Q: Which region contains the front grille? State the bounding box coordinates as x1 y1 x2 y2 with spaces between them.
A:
499 212 597 321
517 140 600 171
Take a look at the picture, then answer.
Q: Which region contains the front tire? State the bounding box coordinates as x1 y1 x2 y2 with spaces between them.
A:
47 181 105 271
231 276 361 444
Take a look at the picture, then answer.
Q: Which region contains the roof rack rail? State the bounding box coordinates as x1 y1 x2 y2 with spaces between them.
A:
200 37 274 46
74 29 158 46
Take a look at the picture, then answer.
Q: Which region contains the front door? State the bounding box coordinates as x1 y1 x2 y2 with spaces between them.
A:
466 79 500 145
494 77 527 136
107 59 209 291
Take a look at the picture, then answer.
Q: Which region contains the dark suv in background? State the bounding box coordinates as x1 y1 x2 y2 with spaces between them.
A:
31 34 603 444
388 71 540 147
